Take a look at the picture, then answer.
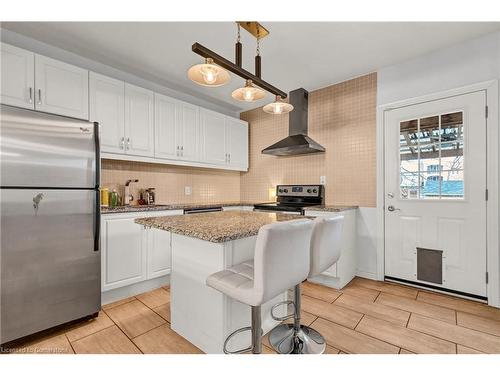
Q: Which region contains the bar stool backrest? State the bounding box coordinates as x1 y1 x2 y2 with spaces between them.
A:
252 219 313 305
309 216 344 278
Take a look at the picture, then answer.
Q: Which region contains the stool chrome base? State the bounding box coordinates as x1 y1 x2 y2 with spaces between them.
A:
268 323 326 354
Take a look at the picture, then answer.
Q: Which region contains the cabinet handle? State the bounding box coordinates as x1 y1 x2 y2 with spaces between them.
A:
126 138 130 150
37 89 42 105
228 153 231 163
181 145 183 157
119 137 125 150
176 145 179 157
28 87 33 104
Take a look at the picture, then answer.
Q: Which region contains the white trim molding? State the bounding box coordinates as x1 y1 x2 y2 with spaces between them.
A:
376 80 500 308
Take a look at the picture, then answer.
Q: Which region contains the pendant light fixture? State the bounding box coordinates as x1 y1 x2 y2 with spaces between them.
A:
263 95 294 115
189 22 293 114
231 79 266 102
187 58 230 87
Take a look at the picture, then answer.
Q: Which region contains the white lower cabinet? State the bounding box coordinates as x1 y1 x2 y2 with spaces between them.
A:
101 210 182 292
304 209 357 289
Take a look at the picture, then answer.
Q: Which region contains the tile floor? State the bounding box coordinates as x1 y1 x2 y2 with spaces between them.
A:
5 277 500 354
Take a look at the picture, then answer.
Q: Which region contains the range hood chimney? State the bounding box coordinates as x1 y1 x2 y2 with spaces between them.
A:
261 88 325 156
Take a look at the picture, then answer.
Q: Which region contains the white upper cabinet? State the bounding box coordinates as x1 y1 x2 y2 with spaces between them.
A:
200 108 227 166
226 117 248 170
124 83 154 157
154 93 178 160
89 72 125 154
0 43 35 109
177 102 199 162
34 54 89 119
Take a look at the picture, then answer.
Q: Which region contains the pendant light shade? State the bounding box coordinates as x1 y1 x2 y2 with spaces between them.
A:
231 79 266 102
188 58 230 87
263 95 294 114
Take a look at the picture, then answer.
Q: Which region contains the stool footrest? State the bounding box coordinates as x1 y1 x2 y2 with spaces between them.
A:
223 326 253 354
271 300 296 322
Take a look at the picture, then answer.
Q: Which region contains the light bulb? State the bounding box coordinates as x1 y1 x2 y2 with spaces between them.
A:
274 104 283 114
200 66 218 84
243 88 255 101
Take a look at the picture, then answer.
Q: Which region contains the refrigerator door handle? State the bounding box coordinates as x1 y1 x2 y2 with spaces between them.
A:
94 189 100 252
93 122 100 188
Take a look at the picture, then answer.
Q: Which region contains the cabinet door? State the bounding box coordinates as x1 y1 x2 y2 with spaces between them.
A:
89 72 125 154
102 218 147 291
200 108 227 166
154 93 178 160
124 83 154 157
34 54 89 119
147 228 172 279
226 117 248 170
177 102 199 162
0 43 35 109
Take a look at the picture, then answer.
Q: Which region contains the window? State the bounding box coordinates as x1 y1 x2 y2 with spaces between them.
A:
400 111 464 200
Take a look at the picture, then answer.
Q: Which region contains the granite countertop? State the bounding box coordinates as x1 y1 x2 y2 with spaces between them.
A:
101 201 263 214
305 205 358 212
135 210 312 243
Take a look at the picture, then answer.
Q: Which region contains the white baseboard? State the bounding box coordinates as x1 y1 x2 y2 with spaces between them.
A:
102 276 170 306
356 270 379 281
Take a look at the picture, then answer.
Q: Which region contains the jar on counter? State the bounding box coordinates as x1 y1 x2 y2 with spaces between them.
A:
100 187 109 207
109 189 119 207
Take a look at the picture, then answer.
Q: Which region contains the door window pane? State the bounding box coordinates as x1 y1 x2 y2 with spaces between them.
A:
400 111 464 200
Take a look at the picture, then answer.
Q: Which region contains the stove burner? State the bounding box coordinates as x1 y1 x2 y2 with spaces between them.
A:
254 185 324 215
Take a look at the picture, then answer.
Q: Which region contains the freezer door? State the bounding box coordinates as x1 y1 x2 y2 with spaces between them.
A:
0 105 98 188
0 189 100 344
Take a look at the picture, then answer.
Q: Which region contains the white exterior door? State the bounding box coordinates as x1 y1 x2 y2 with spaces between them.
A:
226 117 248 170
200 108 227 166
34 54 89 119
89 72 125 154
384 91 487 297
0 43 35 109
124 83 154 157
154 93 178 160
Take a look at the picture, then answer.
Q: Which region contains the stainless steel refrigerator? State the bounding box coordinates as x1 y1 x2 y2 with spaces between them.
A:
0 104 101 345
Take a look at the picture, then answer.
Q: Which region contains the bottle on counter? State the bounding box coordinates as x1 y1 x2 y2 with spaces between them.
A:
110 189 119 207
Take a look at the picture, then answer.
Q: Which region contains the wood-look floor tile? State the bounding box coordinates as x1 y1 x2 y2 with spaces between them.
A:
356 315 456 354
309 318 399 354
456 311 500 337
12 333 74 354
102 296 136 311
399 349 415 354
285 311 318 326
106 300 166 339
301 295 363 329
457 345 484 354
325 345 341 354
334 294 410 326
301 281 341 303
66 311 115 342
340 285 380 302
136 288 170 309
153 302 171 323
72 326 141 354
376 293 456 323
352 278 418 299
133 324 203 354
408 314 500 354
417 291 500 321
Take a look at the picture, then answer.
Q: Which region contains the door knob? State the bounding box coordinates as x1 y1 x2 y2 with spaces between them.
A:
387 205 400 212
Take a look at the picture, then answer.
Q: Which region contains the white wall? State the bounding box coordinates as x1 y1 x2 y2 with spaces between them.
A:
376 30 500 305
0 28 238 117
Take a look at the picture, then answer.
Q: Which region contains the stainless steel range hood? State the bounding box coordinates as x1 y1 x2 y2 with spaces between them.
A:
262 88 325 156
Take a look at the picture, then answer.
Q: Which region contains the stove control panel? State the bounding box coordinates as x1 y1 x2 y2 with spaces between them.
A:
276 185 323 197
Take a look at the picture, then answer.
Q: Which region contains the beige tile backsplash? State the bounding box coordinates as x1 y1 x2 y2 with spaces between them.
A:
240 73 377 207
101 160 241 205
102 73 376 207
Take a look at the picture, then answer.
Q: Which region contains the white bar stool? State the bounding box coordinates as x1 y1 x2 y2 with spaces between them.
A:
268 216 344 354
206 219 313 354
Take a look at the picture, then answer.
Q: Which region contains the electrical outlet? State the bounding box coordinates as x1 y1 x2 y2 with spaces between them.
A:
184 186 192 195
320 176 326 185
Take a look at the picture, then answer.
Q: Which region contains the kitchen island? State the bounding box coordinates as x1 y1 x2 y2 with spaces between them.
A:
135 210 311 353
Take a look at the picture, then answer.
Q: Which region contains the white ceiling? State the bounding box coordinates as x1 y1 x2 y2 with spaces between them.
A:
3 22 500 112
